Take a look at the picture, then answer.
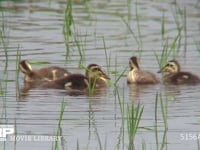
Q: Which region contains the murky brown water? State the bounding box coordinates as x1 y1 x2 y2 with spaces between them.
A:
0 0 200 149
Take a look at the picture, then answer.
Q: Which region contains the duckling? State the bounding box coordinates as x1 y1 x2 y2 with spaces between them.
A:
127 56 159 84
41 64 110 90
158 60 200 84
19 60 70 82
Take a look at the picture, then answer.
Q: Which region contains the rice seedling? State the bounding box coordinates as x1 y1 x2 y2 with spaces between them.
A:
14 119 17 150
161 13 165 41
134 0 143 51
170 2 188 56
73 30 87 66
156 2 188 68
78 64 97 96
127 102 144 150
88 77 97 96
76 139 80 150
183 7 187 56
15 45 21 100
53 99 67 150
170 3 182 41
194 40 200 54
112 55 128 87
0 74 8 122
127 0 132 22
103 37 111 74
114 86 126 150
63 0 74 58
154 93 168 150
115 85 144 150
122 18 142 54
154 32 181 70
87 97 104 150
0 12 9 71
141 139 147 150
28 60 50 65
113 67 127 87
121 0 143 54
157 11 183 67
197 139 200 150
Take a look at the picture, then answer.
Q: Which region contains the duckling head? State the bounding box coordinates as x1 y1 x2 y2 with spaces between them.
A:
19 60 33 75
85 64 110 82
129 56 140 71
19 60 44 82
158 60 180 73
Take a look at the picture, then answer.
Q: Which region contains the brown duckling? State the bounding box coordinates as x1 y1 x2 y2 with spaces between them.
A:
127 56 159 84
19 60 71 82
158 60 200 84
41 64 110 90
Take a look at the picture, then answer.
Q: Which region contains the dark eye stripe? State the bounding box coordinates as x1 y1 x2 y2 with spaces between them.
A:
92 67 100 71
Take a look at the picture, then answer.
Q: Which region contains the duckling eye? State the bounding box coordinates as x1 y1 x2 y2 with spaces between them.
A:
167 64 174 67
93 68 100 71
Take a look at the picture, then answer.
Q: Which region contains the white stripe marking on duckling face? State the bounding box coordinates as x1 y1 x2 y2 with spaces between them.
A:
20 61 33 74
25 61 33 71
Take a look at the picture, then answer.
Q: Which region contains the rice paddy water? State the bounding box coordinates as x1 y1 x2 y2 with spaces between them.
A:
0 0 200 149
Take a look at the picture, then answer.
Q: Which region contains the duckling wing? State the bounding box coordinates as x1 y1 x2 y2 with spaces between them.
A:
170 72 200 84
137 71 159 84
37 66 71 80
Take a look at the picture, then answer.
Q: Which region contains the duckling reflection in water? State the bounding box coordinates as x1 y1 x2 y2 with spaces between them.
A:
158 60 200 84
127 56 159 84
19 60 71 82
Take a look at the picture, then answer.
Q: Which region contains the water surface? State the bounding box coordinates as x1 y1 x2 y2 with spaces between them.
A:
0 0 200 149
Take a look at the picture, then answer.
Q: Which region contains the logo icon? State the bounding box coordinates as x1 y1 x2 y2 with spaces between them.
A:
0 125 14 141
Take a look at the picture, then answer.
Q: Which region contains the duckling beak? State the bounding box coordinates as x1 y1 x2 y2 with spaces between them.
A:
157 66 167 73
99 69 110 80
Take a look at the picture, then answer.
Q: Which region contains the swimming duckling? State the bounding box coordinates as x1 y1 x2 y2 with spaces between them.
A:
19 60 70 82
41 64 110 90
158 60 200 84
127 56 159 84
